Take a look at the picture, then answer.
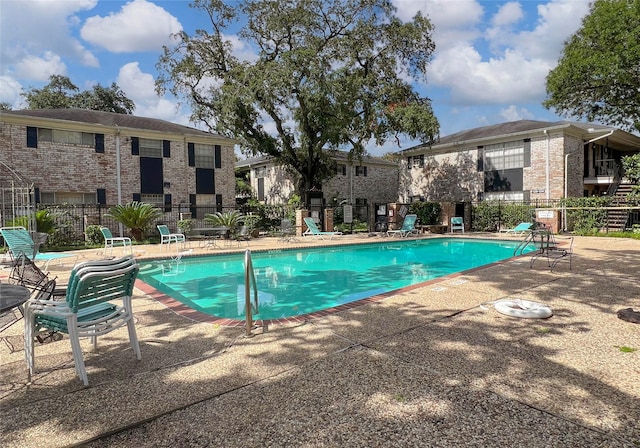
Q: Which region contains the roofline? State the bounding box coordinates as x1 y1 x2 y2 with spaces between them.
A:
0 110 238 145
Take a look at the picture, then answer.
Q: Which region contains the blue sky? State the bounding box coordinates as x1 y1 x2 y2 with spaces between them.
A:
0 0 593 156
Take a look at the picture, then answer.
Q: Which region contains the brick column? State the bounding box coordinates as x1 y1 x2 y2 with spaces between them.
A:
324 208 334 232
296 209 309 236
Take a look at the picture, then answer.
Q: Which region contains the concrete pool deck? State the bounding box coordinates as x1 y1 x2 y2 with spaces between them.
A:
1 233 639 447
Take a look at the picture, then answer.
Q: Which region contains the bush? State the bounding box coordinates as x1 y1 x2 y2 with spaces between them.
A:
408 202 441 225
562 196 611 234
85 225 103 245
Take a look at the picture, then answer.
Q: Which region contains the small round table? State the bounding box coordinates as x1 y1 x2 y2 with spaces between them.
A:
0 284 30 314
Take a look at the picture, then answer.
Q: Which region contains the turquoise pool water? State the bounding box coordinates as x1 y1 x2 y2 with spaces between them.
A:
137 238 532 320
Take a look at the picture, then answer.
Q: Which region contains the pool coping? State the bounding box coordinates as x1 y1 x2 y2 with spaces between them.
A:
135 237 533 327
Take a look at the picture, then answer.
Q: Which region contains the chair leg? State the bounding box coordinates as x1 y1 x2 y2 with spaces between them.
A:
24 307 35 381
126 317 141 360
67 317 89 386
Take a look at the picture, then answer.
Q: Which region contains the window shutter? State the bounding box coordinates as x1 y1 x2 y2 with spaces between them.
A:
34 187 40 203
133 193 141 202
363 166 368 177
419 155 424 167
407 157 412 170
188 143 195 166
131 137 139 155
342 165 346 176
215 145 221 168
95 134 105 153
163 140 171 158
355 166 360 176
189 194 197 218
164 194 172 212
27 127 38 148
477 147 484 172
97 188 106 205
216 194 223 212
523 139 531 167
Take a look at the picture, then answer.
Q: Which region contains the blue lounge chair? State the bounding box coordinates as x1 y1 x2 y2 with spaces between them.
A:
387 214 418 238
499 222 533 235
303 217 342 240
450 217 464 233
0 226 77 269
24 256 141 386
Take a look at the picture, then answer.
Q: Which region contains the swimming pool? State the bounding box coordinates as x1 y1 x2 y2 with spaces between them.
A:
137 238 533 322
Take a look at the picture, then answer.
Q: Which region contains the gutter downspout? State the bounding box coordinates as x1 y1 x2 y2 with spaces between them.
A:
562 129 614 231
115 126 124 236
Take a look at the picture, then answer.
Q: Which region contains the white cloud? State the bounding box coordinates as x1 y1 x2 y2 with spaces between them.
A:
0 76 25 108
492 2 523 26
430 45 552 105
0 0 99 78
81 0 183 53
14 52 67 82
499 105 534 121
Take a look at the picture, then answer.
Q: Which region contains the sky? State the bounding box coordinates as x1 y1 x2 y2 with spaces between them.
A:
0 0 594 156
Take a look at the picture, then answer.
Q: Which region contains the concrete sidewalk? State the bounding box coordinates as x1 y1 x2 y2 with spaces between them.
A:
1 234 639 447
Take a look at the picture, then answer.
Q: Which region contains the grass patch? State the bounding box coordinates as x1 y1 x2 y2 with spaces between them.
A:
615 346 637 353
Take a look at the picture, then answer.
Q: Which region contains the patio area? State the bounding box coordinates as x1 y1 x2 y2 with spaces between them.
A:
1 233 639 447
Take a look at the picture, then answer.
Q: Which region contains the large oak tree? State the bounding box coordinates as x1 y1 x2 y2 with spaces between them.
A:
23 75 135 114
156 0 439 200
544 0 640 132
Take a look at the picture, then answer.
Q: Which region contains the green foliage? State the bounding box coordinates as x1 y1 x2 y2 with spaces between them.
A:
622 153 640 200
544 0 640 132
8 209 56 233
408 202 441 225
156 0 439 200
23 75 135 114
85 225 103 245
562 196 611 235
204 210 244 235
46 207 81 247
177 219 194 234
471 201 535 231
239 202 299 231
107 202 162 241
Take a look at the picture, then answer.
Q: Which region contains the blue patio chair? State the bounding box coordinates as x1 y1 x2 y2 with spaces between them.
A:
100 226 132 255
24 256 140 386
387 214 419 238
499 222 533 235
450 217 464 233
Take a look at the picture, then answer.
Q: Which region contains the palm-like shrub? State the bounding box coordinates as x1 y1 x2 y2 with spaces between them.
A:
204 210 244 236
107 201 162 241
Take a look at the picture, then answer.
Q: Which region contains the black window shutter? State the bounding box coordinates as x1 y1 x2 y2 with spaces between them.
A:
477 146 484 172
133 193 141 202
189 194 197 218
407 157 412 170
364 166 368 177
216 194 223 212
131 137 139 155
163 140 171 158
27 127 38 148
164 194 172 212
95 134 105 153
523 139 531 167
342 165 346 176
97 188 106 205
355 166 360 176
188 143 195 166
215 145 221 168
34 187 40 203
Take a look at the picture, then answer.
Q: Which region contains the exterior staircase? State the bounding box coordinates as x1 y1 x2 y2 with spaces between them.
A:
605 182 635 231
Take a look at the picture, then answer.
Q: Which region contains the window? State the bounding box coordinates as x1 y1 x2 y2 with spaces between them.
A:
193 143 215 168
140 194 164 206
483 191 524 201
337 164 347 176
355 165 367 176
255 166 267 178
39 192 96 204
484 141 524 171
138 138 163 158
37 128 95 145
413 155 424 168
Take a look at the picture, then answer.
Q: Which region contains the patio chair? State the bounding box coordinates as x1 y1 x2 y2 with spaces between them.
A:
234 225 251 246
24 256 141 386
0 226 77 269
499 222 533 235
278 218 299 242
100 226 132 255
530 235 573 272
387 214 418 238
302 217 342 240
450 217 464 233
157 224 186 251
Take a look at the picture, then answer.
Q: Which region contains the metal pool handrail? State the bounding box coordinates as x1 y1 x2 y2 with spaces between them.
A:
244 249 260 337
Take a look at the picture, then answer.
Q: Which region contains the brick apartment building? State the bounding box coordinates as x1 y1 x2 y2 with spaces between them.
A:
399 120 640 231
0 109 237 224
